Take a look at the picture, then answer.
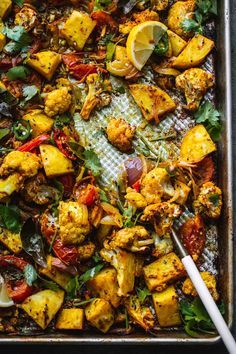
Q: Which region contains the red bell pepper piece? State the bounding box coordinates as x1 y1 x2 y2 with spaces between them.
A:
78 184 97 206
132 180 141 193
0 255 33 303
17 134 50 152
53 129 77 160
91 11 117 30
52 239 78 265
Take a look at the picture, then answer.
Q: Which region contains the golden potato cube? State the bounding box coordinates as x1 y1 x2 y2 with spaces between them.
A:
23 109 54 137
172 34 214 69
27 51 61 80
152 286 182 327
129 84 176 123
39 255 72 290
85 298 114 333
56 308 84 330
61 11 96 50
39 144 74 178
0 0 12 19
0 227 22 254
88 267 121 308
180 124 216 164
143 252 184 292
167 30 187 57
0 21 6 52
21 290 64 329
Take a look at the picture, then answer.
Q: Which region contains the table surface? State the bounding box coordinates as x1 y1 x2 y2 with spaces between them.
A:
2 3 236 354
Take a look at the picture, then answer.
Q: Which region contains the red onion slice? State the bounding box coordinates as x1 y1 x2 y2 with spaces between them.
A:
124 157 143 186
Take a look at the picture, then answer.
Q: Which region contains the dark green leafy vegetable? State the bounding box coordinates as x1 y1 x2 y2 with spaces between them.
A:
136 287 151 303
23 264 37 286
154 32 169 56
0 128 10 140
54 112 71 129
3 25 32 54
180 298 224 337
0 204 21 233
13 120 32 141
20 218 47 268
84 149 102 176
6 66 30 81
13 0 24 7
195 101 222 141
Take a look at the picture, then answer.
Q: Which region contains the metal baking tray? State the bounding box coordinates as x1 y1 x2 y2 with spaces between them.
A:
0 0 233 345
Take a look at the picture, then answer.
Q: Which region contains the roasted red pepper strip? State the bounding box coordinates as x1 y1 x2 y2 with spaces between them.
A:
78 184 97 206
53 239 78 265
132 180 141 193
0 255 33 303
17 134 50 152
53 129 77 160
91 11 117 30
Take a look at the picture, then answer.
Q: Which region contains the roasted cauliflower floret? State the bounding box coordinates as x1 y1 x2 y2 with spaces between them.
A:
80 74 111 120
176 68 214 111
119 10 159 35
100 247 136 296
0 151 41 178
14 6 38 31
124 296 155 330
107 226 153 253
125 187 147 209
151 0 168 11
182 271 219 301
106 118 136 153
85 298 114 333
140 167 175 205
152 232 173 258
44 87 72 117
0 173 23 200
193 182 222 219
58 201 90 245
167 0 195 38
77 241 96 261
141 202 182 237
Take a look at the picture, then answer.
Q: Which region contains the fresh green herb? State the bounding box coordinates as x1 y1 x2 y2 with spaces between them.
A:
154 31 169 56
73 297 96 307
136 287 151 303
106 41 116 61
13 0 24 7
180 298 224 337
0 128 10 140
13 120 32 141
195 101 222 141
6 65 30 81
23 264 37 286
92 254 103 263
113 86 126 94
209 193 219 206
54 112 71 129
0 204 21 233
197 0 217 16
180 19 202 33
99 33 114 46
84 149 102 177
99 189 109 202
165 166 176 177
65 275 79 298
123 204 134 227
37 274 60 291
3 25 32 54
93 0 112 11
79 264 104 284
68 142 85 161
22 85 38 101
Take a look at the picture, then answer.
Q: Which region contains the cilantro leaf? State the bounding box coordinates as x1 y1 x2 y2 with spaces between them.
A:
196 0 217 16
123 204 134 227
93 0 112 11
99 189 109 202
136 287 151 303
13 0 24 7
84 149 102 177
22 85 38 101
195 101 222 141
181 19 202 33
54 112 71 129
23 264 37 286
209 193 219 206
3 25 32 54
6 66 30 81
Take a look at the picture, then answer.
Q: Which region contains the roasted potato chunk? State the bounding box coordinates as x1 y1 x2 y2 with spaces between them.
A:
182 271 219 301
0 0 12 19
23 109 54 137
124 295 154 330
85 298 114 333
176 68 214 111
27 51 61 80
39 144 74 178
167 1 195 38
39 255 72 289
61 11 96 50
88 267 121 308
167 30 187 56
129 84 176 123
193 181 222 219
106 118 136 153
0 21 6 51
56 308 84 330
180 125 216 164
152 286 182 327
143 252 184 291
0 228 22 254
172 34 214 69
21 290 64 329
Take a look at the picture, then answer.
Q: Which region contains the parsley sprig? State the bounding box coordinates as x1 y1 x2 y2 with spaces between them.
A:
195 101 222 141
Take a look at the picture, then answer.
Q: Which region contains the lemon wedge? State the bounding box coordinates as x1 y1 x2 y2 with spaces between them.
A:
126 21 167 71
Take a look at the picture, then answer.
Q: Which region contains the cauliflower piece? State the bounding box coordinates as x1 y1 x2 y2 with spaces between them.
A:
44 87 71 117
119 10 159 35
0 173 23 200
176 68 214 111
193 181 222 219
141 202 182 237
58 201 90 245
0 151 41 178
151 0 168 11
125 187 147 209
14 6 38 31
124 296 155 330
107 226 153 253
100 247 136 296
80 74 111 120
77 241 95 261
167 0 195 38
85 298 114 333
106 118 136 153
152 232 173 258
182 271 219 301
140 167 175 205
172 180 191 205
